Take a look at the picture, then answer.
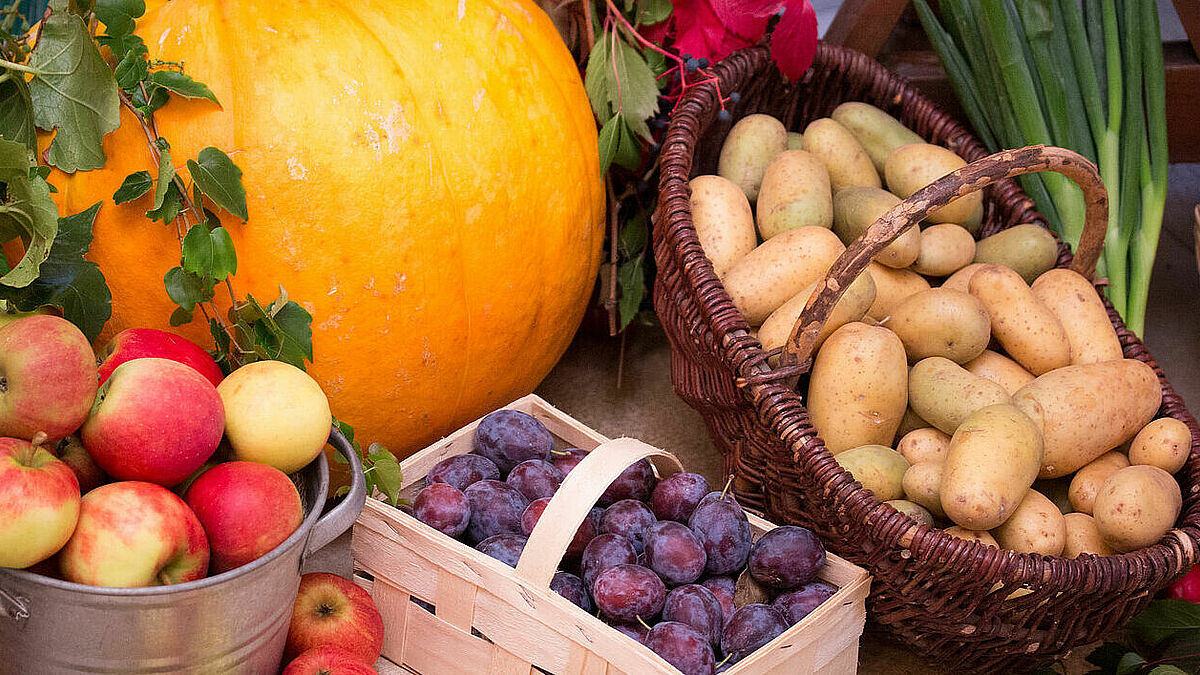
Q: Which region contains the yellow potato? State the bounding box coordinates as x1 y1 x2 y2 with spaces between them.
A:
886 499 935 527
807 322 908 454
865 262 931 320
908 356 1012 435
902 461 947 519
1062 513 1116 557
832 187 920 269
940 262 987 293
830 102 923 175
1129 417 1192 474
1030 269 1122 365
991 490 1066 555
722 226 846 325
961 200 984 237
688 175 758 278
897 427 951 465
941 404 1043 531
834 444 910 501
943 526 998 548
883 144 982 224
894 406 932 442
1033 477 1074 515
911 223 976 277
786 131 803 150
758 273 876 354
756 150 834 239
1012 359 1162 478
717 113 788 202
802 118 880 192
885 288 990 364
968 264 1070 375
963 350 1036 395
1093 465 1182 552
973 224 1059 284
1068 451 1130 515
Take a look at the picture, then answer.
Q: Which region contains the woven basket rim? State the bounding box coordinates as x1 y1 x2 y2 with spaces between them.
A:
654 42 1200 587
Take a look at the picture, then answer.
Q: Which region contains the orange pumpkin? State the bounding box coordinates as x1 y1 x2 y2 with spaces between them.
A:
50 0 604 458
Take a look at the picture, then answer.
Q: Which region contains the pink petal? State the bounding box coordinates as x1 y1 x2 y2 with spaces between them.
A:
710 0 775 39
671 0 761 62
769 1 818 80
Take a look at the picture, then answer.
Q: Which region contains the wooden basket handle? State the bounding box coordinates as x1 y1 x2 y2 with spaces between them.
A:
514 438 684 590
779 145 1107 371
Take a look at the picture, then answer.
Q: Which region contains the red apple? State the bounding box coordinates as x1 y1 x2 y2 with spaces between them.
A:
59 481 210 587
286 573 384 664
0 435 81 568
0 315 98 442
81 358 225 487
97 328 224 388
184 461 303 574
282 646 378 675
55 435 107 494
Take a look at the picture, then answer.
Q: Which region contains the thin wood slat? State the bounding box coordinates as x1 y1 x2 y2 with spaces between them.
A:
351 394 871 675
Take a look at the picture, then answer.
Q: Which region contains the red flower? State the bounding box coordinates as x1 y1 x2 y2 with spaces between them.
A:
666 0 818 80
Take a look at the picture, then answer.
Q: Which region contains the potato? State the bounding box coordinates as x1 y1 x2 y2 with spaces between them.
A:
883 144 982 224
940 262 987 293
808 322 908 454
991 490 1066 555
897 427 951 465
908 356 1012 435
830 102 923 175
1012 359 1162 478
941 403 1043 531
894 406 932 442
835 444 910 501
963 350 1036 395
803 118 880 192
911 223 976 277
757 150 834 239
885 288 990 364
1033 477 1073 515
758 273 876 354
1068 451 1130 515
1129 417 1192 474
786 131 803 150
717 113 788 202
722 226 846 325
1030 269 1122 365
973 224 1059 284
1062 513 1116 557
865 262 931 320
961 200 984 237
968 264 1070 375
688 175 758 278
902 461 947 519
886 499 935 527
943 526 998 548
1093 465 1182 552
832 187 920 268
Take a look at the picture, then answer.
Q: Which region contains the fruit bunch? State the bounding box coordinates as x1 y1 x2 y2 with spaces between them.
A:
0 315 333 586
409 408 835 674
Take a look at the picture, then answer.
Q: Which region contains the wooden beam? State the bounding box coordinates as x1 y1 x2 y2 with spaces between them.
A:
824 0 911 58
1173 0 1200 59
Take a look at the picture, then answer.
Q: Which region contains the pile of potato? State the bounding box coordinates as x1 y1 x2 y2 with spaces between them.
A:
690 104 1190 558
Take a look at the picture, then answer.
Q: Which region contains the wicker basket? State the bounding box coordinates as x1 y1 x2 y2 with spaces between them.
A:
651 43 1200 671
351 394 871 674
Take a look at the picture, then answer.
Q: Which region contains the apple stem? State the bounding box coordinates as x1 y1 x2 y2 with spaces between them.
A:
29 431 47 452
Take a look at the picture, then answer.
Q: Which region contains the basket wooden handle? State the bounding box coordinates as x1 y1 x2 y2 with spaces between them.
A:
778 145 1107 371
514 438 684 590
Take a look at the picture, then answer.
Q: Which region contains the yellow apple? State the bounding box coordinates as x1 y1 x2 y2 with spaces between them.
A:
218 361 332 473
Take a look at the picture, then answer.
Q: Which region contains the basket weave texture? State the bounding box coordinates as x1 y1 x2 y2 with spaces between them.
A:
651 43 1200 671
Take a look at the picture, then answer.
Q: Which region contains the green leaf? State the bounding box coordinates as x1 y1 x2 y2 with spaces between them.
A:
0 203 111 340
152 141 173 209
169 306 193 326
619 211 647 255
1087 642 1133 672
0 141 59 288
94 0 145 38
114 49 149 90
131 82 170 117
586 34 659 129
28 7 121 173
1150 666 1190 675
266 290 313 364
187 147 247 220
0 76 35 153
636 0 672 26
181 224 236 281
1157 630 1200 674
331 417 362 456
366 444 402 506
208 317 232 374
230 288 313 369
112 171 153 204
1128 599 1200 646
1115 652 1146 675
0 253 9 275
145 179 182 223
149 70 219 105
612 116 641 170
163 266 211 312
617 254 644 329
584 34 613 123
597 114 620 174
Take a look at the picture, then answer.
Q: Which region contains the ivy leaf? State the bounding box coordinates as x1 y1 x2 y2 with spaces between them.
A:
229 289 313 369
152 141 173 210
620 211 647 255
163 266 212 312
367 444 403 506
131 82 169 117
181 224 236 281
0 203 111 340
584 33 659 127
1128 599 1200 646
149 70 219 106
637 0 673 26
617 254 644 329
94 0 145 38
187 147 247 221
28 6 121 172
145 179 182 223
0 76 35 153
208 317 232 374
112 171 153 204
266 289 313 364
0 140 59 288
597 113 641 174
114 49 149 90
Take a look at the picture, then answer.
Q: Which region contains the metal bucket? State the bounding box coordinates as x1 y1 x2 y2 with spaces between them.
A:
0 428 366 674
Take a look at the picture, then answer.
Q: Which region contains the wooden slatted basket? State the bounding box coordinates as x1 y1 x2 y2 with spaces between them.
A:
350 394 870 674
